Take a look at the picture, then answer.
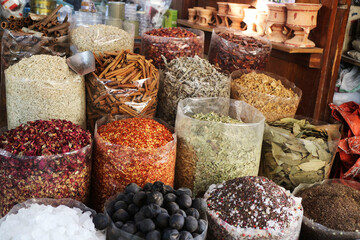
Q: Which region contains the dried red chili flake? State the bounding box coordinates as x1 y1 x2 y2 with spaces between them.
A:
91 117 176 212
0 119 92 217
142 27 204 69
98 118 173 148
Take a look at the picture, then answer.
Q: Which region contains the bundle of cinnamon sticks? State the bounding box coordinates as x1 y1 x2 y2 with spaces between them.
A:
1 5 69 37
86 50 160 131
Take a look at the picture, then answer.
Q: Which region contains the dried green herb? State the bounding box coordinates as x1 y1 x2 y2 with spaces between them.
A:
193 112 243 124
261 118 339 191
176 108 263 197
157 56 230 126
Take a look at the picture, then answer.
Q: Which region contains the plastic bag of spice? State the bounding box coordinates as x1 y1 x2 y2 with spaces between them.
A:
208 28 272 73
70 24 134 54
0 119 93 217
141 27 204 69
0 29 71 130
231 69 302 122
4 54 86 130
175 97 265 197
91 115 177 212
293 179 360 240
86 50 159 132
260 117 341 191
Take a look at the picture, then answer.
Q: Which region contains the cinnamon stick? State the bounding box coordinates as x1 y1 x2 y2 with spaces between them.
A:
40 5 62 26
46 21 69 33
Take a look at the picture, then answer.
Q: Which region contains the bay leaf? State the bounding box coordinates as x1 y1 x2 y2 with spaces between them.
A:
270 166 283 174
318 149 331 163
304 141 319 157
272 133 288 144
279 118 298 124
278 152 302 166
272 142 285 165
299 160 326 171
289 171 323 186
293 123 301 136
285 140 308 153
313 138 327 150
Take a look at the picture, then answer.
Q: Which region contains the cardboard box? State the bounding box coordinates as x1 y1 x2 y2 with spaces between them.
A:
163 9 178 28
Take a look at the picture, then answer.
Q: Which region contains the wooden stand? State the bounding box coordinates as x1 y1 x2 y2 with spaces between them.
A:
173 0 351 121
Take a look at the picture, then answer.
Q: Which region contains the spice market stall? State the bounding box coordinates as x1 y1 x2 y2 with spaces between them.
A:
0 1 359 240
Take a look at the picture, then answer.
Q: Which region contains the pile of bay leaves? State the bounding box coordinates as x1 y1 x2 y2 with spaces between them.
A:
261 118 340 191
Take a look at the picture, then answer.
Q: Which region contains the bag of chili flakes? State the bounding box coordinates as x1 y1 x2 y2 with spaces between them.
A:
91 115 176 211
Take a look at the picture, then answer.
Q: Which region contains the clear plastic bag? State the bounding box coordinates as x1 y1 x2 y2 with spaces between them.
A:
204 178 303 240
70 24 134 53
141 28 204 69
157 56 230 126
104 192 208 240
0 30 71 129
91 115 176 212
231 69 302 122
208 28 272 73
293 179 360 240
0 144 93 217
175 98 265 197
85 50 159 131
144 0 172 29
4 54 86 130
260 117 341 191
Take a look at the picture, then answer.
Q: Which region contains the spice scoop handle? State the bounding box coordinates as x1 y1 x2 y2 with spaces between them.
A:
67 51 96 76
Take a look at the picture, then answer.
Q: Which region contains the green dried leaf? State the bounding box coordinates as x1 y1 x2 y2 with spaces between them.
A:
285 140 308 153
289 171 323 186
293 123 301 136
299 160 326 171
304 141 319 157
318 149 331 163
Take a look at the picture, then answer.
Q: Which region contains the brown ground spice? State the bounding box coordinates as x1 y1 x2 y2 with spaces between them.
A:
298 183 360 232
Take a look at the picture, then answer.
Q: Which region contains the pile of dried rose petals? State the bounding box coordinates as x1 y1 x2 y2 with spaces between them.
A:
0 119 91 156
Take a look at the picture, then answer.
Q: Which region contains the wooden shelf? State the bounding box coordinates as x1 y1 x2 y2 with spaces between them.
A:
177 19 215 32
271 42 324 54
177 18 323 68
341 54 360 67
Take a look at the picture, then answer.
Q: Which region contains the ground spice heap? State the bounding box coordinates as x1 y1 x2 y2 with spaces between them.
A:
205 176 303 239
298 183 360 232
0 119 91 156
97 118 173 148
92 117 176 211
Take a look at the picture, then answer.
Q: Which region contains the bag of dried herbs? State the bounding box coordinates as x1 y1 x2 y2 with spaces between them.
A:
175 98 265 197
208 28 272 73
157 56 230 126
92 115 176 212
260 117 341 191
293 179 360 240
231 69 302 122
0 119 93 217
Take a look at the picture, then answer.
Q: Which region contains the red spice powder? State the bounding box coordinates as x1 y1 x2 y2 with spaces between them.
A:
97 118 173 148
